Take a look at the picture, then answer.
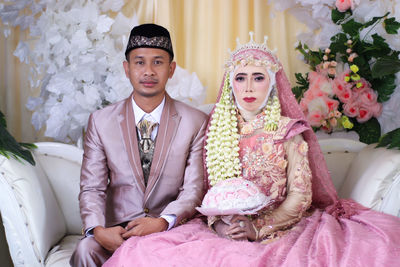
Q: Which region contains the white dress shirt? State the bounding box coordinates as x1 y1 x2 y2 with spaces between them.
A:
132 96 176 230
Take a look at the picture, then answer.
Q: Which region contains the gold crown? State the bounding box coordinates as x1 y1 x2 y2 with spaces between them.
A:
224 32 281 72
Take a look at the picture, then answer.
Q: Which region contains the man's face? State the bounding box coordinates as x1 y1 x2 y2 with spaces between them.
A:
123 48 176 100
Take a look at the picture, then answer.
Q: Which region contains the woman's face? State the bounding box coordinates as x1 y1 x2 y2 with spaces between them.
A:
232 65 271 113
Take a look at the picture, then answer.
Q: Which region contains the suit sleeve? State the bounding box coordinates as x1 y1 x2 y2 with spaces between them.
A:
79 113 109 231
160 116 208 225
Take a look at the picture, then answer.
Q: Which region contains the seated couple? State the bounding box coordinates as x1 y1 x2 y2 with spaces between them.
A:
71 24 400 267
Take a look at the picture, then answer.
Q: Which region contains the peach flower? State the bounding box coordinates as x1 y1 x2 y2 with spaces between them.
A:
330 117 338 127
262 143 273 154
298 141 309 156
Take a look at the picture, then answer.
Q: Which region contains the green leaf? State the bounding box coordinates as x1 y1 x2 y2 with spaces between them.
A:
330 33 348 55
372 58 400 78
384 17 400 34
342 19 363 37
292 73 309 102
363 12 390 28
0 111 36 165
352 118 381 144
377 128 400 149
0 111 6 128
372 75 396 102
332 8 346 24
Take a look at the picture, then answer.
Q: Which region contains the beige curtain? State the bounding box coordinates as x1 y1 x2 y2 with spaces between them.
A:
0 0 307 143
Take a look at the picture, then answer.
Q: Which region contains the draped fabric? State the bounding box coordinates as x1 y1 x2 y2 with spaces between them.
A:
0 0 307 143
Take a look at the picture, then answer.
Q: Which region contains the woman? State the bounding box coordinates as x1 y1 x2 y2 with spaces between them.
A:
104 34 400 266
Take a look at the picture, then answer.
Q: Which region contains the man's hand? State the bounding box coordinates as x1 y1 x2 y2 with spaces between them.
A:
93 226 127 252
122 217 168 239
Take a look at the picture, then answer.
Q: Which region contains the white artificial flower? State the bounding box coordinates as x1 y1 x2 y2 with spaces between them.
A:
96 15 114 34
13 41 30 64
308 97 329 114
101 0 124 12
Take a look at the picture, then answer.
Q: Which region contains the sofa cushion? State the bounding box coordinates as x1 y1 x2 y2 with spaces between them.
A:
45 235 81 267
339 144 400 211
35 153 82 235
0 155 66 263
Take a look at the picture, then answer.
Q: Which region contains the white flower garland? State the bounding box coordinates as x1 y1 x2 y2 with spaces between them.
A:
205 75 242 186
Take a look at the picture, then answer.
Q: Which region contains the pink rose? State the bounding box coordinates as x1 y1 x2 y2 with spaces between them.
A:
335 0 353 12
370 102 383 117
323 96 339 112
357 106 373 123
307 110 324 127
332 71 353 103
343 102 359 118
359 88 378 107
309 71 333 95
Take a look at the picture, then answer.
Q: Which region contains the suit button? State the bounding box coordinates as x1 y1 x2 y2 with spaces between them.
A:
144 208 149 214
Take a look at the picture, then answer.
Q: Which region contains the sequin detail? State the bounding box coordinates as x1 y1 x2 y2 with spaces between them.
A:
127 36 172 53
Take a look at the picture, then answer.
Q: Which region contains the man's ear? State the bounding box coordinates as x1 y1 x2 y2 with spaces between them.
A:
169 61 176 78
123 61 129 78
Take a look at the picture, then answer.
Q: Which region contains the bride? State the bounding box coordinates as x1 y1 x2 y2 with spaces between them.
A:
103 34 400 266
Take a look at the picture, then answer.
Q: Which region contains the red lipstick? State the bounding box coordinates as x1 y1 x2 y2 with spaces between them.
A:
243 97 256 103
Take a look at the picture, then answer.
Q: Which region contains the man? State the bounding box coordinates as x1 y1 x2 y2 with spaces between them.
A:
70 23 208 266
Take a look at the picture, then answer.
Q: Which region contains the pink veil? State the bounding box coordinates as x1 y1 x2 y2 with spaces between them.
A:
203 47 361 216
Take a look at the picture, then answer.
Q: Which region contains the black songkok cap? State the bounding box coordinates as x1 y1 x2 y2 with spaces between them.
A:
125 23 174 60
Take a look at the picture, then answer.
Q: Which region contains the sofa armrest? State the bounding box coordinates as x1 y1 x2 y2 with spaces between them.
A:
0 142 83 266
318 138 366 191
340 144 400 217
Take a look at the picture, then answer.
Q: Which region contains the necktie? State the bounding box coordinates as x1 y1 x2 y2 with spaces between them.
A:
137 119 158 185
138 119 157 153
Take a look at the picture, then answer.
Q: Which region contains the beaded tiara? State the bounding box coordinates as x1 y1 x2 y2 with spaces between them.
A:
224 32 281 73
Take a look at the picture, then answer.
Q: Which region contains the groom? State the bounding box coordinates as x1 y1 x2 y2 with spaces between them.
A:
70 23 208 266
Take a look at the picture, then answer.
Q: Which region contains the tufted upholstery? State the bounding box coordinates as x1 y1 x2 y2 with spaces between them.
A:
1 139 400 266
0 142 83 267
319 138 400 217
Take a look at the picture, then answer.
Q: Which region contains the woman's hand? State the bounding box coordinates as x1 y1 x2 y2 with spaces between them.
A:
226 215 257 241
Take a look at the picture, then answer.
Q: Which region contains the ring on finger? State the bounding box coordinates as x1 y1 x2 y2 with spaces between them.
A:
239 221 245 228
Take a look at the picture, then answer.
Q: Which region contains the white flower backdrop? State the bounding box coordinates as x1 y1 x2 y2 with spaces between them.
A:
269 0 400 134
0 0 206 142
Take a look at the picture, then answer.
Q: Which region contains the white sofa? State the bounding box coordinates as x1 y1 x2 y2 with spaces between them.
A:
1 139 400 266
0 142 83 267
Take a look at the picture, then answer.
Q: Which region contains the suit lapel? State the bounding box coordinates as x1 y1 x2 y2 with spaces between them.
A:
144 95 180 201
119 94 146 193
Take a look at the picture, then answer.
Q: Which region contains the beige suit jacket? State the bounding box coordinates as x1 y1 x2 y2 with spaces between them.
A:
79 93 208 231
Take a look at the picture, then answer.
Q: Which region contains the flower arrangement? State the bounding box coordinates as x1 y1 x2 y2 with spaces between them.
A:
291 2 400 145
0 0 206 142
